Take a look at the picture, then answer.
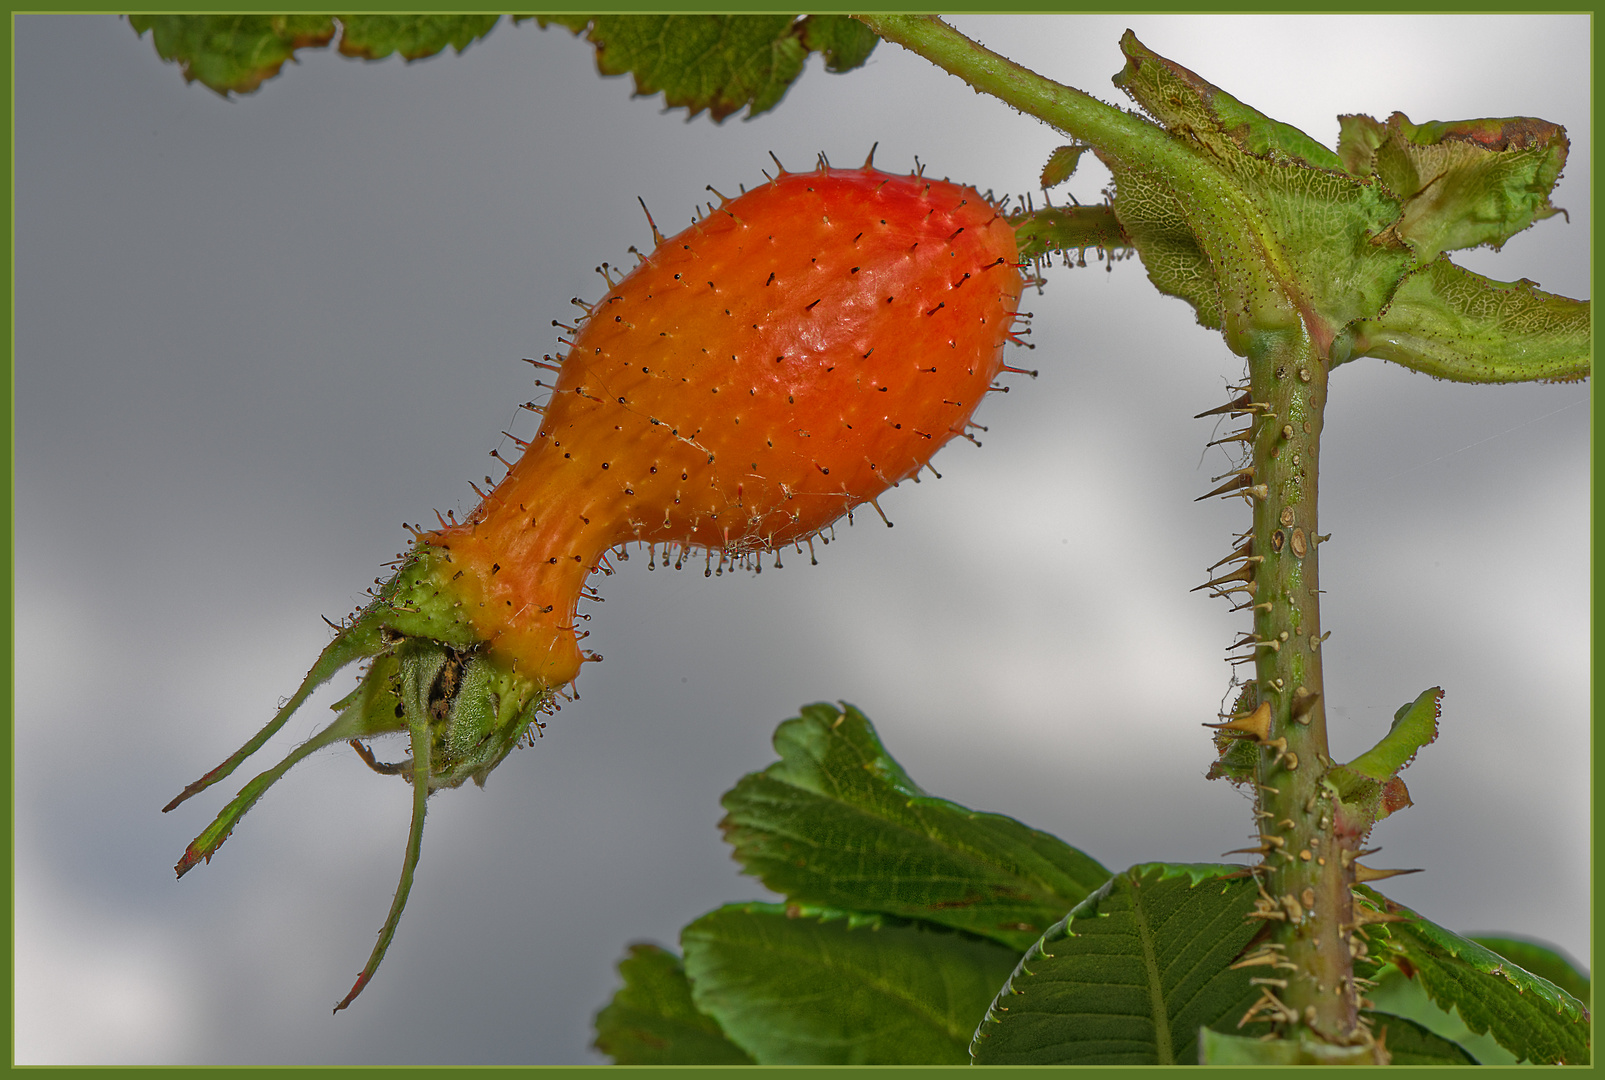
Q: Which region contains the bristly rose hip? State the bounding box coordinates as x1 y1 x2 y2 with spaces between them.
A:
163 157 1029 1009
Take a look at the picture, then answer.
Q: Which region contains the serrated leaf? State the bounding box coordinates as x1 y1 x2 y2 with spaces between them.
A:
335 15 501 62
971 863 1271 1064
719 703 1110 952
1469 936 1590 1003
128 15 337 95
797 14 878 74
538 14 811 121
1366 962 1516 1065
1355 887 1590 1064
1370 112 1569 262
592 943 753 1065
1348 256 1591 383
680 903 1019 1065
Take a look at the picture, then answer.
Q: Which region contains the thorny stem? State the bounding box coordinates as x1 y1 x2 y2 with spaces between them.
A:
1238 328 1360 1045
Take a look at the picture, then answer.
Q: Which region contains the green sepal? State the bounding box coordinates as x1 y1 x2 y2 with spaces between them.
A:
1355 112 1569 262
1354 887 1591 1064
1009 204 1125 264
719 702 1109 952
1097 33 1413 352
1111 33 1344 172
680 902 1019 1064
1345 257 1591 383
592 943 754 1065
970 863 1271 1065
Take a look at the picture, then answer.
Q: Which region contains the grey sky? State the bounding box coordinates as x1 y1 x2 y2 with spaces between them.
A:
14 14 1589 1064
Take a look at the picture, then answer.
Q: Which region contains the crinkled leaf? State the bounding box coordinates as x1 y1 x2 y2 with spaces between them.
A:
1348 256 1591 383
537 14 813 121
127 15 337 95
680 902 1018 1065
592 943 753 1065
335 14 500 62
971 863 1271 1064
1367 112 1569 261
797 14 878 74
1099 32 1413 350
1355 887 1590 1064
1009 205 1125 264
719 703 1110 952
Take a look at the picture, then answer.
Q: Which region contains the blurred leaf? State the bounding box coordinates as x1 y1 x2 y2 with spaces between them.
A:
1009 205 1126 263
592 943 753 1065
1366 1013 1480 1064
797 14 878 74
128 14 506 96
720 702 1110 952
1355 888 1591 1064
971 863 1271 1064
1200 1025 1389 1064
128 15 336 95
1348 256 1591 383
681 902 1019 1064
335 15 500 61
538 14 850 121
1366 112 1569 262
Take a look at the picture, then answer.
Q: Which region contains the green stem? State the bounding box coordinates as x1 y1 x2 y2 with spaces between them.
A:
854 16 1179 167
1240 327 1358 1044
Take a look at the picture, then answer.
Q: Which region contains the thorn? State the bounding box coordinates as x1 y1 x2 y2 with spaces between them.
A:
1205 702 1272 742
1290 687 1321 723
1206 427 1254 448
1192 563 1256 591
1351 864 1423 884
1208 541 1256 571
1195 473 1253 501
863 141 878 168
1194 392 1270 419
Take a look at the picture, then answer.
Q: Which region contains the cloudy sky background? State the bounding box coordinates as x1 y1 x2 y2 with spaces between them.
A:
14 14 1589 1065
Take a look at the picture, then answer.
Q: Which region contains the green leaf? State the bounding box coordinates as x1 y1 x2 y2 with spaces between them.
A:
719 703 1110 952
1470 936 1590 1003
128 14 507 96
1327 686 1439 829
1367 112 1570 262
971 863 1272 1064
1366 1012 1481 1065
797 14 879 74
680 903 1019 1064
1366 963 1516 1065
128 15 337 95
1355 888 1591 1064
1038 145 1088 190
1200 1025 1390 1064
1347 256 1591 383
537 14 813 121
334 14 501 62
592 943 754 1065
